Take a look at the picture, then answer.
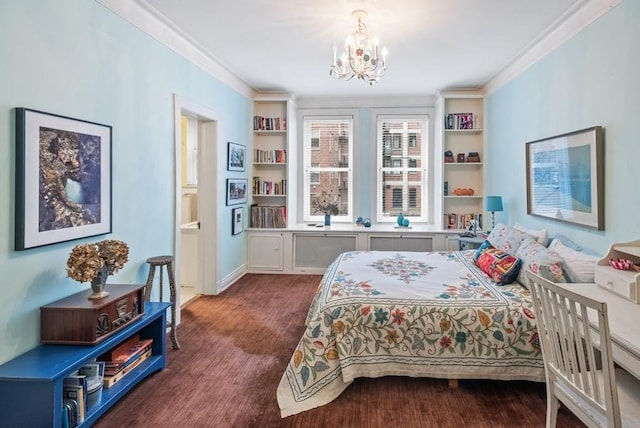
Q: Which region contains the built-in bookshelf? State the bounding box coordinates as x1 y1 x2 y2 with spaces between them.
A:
440 93 485 231
251 94 295 229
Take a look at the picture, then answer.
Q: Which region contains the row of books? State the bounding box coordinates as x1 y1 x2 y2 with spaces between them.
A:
98 334 153 388
253 115 286 131
254 149 286 164
62 361 105 427
445 112 476 130
445 213 483 230
250 204 287 228
252 177 287 196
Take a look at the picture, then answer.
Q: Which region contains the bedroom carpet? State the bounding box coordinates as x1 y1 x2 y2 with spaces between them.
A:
94 273 584 428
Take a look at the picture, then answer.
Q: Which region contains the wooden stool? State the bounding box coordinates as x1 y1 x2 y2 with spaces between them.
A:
145 255 180 350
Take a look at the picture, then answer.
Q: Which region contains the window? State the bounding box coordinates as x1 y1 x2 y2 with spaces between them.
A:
376 116 428 222
303 117 353 221
182 116 198 186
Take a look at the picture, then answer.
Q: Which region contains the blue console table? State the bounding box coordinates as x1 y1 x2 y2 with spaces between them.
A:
0 301 171 427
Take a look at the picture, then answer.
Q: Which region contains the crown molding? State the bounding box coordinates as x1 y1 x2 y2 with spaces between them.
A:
96 0 254 99
483 0 622 95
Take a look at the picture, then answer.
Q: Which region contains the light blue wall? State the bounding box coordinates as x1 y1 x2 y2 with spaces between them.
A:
485 1 639 254
0 1 251 364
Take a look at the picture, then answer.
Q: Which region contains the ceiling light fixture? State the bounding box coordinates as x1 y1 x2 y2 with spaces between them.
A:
330 9 387 85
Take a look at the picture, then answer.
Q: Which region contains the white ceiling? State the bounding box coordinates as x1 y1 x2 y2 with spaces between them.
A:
107 0 613 98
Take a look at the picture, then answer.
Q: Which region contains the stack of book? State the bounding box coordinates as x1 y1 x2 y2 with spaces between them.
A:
98 334 153 388
62 361 105 427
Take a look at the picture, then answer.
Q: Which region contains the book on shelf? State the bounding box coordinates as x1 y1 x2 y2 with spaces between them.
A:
100 338 154 376
62 378 86 424
250 204 287 228
444 213 482 230
444 112 476 130
253 116 286 131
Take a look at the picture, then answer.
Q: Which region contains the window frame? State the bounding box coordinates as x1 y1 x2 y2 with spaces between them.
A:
375 114 430 223
301 115 354 223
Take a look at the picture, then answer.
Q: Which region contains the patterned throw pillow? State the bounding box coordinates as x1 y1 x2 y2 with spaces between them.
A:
473 239 492 262
486 223 530 256
475 245 522 286
515 237 568 286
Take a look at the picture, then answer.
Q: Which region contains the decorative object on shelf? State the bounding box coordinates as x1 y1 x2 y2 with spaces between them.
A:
329 9 387 85
226 178 248 205
485 196 503 230
396 213 404 226
451 188 474 196
14 108 112 250
362 218 372 227
232 207 244 235
227 141 245 171
609 258 634 270
324 214 331 226
526 126 604 230
467 152 480 162
456 153 465 163
66 239 129 300
312 190 339 217
355 216 364 225
444 150 454 163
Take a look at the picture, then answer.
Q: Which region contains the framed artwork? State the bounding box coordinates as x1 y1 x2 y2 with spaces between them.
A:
226 178 248 205
15 108 112 250
526 126 604 230
227 141 245 171
232 207 244 235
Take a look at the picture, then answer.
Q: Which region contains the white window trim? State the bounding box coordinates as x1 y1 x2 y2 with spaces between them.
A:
373 110 433 224
299 112 356 223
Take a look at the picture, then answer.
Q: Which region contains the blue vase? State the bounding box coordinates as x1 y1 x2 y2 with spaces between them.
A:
397 213 404 225
324 214 331 226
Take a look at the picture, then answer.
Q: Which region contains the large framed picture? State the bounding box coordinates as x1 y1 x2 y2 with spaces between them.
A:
232 207 244 235
15 108 112 250
526 126 604 230
226 178 248 206
227 142 245 171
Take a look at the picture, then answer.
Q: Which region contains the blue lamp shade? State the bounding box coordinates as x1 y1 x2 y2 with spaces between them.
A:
485 196 503 212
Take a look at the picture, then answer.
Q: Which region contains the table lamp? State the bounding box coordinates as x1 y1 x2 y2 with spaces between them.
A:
485 196 503 230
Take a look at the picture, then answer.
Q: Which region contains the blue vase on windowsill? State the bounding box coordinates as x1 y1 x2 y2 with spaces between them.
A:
324 214 331 226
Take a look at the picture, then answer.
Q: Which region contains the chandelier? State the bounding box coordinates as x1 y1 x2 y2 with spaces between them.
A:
329 10 388 85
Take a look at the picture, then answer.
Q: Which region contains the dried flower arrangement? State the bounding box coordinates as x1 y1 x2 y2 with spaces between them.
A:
66 239 129 283
312 191 339 216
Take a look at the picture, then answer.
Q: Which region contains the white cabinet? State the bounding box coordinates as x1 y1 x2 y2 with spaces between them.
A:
439 92 485 231
368 234 434 252
247 232 285 272
251 94 296 228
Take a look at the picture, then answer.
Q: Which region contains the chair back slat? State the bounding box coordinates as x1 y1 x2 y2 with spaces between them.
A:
526 270 623 427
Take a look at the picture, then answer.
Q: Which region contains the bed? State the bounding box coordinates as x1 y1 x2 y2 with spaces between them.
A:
277 248 545 417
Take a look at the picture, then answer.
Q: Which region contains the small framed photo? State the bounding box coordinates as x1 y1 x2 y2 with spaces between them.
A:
232 207 244 235
227 142 245 171
226 178 248 205
15 108 112 250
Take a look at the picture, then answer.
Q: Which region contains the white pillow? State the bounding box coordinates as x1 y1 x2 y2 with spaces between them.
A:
548 238 599 283
513 222 549 247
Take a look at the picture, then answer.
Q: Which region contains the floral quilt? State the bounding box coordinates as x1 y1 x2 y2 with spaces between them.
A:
277 250 545 417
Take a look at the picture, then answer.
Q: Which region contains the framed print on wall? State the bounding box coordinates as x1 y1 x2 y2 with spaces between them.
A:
227 141 245 171
15 108 113 250
232 207 244 235
525 126 604 230
226 178 248 205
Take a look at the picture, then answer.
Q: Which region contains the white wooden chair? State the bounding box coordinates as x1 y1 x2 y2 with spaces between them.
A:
526 270 640 427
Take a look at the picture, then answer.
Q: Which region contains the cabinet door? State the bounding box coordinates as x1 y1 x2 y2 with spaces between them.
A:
294 233 357 270
248 233 284 271
368 235 434 252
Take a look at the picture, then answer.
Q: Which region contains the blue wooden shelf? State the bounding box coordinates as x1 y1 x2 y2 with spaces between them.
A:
0 301 171 427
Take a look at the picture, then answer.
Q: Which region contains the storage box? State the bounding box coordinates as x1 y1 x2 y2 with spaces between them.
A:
40 284 145 345
86 376 104 409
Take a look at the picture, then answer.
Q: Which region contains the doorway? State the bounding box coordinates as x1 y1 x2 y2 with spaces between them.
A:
173 95 220 320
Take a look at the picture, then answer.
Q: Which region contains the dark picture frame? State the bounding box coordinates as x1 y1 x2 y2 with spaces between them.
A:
227 141 245 171
15 108 113 250
526 126 604 230
226 178 248 206
232 207 244 235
